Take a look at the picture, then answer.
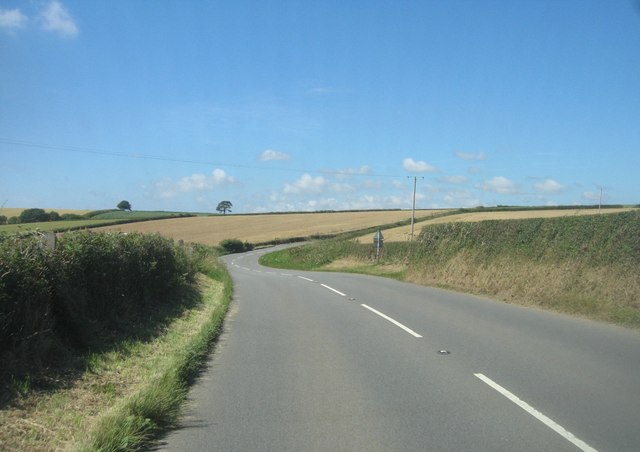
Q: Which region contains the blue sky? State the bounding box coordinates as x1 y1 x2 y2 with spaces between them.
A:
1 0 639 213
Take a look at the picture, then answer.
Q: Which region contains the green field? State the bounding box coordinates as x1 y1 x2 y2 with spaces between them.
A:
90 210 198 220
0 219 123 234
0 210 200 234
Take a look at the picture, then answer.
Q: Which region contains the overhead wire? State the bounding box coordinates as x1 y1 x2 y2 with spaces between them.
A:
0 137 406 179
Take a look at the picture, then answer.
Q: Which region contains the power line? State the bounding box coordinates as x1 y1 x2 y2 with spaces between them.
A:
0 137 406 179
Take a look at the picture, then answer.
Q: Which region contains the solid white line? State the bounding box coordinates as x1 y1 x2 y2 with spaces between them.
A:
297 276 314 282
474 373 598 452
360 304 423 338
320 284 346 297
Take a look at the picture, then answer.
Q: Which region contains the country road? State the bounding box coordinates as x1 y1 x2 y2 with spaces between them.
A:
161 245 640 451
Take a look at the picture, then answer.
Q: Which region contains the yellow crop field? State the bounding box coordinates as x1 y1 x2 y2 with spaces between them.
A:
356 207 638 243
95 210 447 245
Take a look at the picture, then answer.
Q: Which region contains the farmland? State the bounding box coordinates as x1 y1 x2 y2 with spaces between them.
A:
94 207 638 246
94 210 448 245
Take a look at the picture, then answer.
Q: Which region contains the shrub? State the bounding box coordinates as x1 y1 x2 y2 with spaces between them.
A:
219 239 254 254
0 231 204 379
19 208 49 223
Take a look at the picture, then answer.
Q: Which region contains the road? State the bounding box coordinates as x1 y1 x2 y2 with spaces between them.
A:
161 246 640 451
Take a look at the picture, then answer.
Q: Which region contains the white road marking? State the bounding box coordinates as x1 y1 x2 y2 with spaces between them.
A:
320 284 346 297
280 273 293 277
297 276 315 282
474 373 598 452
360 304 423 338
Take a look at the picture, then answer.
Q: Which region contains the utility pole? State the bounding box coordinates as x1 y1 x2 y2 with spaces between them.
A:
599 186 603 213
408 176 424 241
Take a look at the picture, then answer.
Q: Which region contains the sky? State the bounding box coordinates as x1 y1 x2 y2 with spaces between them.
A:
1 0 639 213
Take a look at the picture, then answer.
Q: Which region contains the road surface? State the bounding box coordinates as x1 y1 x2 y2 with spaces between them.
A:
161 246 640 451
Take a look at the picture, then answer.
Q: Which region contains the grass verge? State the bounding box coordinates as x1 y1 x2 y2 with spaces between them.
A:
261 211 640 330
0 255 232 451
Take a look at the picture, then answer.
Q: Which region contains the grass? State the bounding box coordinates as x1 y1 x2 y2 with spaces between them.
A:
0 210 200 234
0 219 124 234
261 210 640 329
0 250 232 451
89 211 196 220
356 206 638 243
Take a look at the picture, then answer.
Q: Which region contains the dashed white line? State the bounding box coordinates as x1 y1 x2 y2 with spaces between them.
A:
297 276 315 282
360 304 423 338
474 373 598 452
320 284 346 297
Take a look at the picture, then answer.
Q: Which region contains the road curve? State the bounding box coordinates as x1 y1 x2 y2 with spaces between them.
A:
160 246 640 451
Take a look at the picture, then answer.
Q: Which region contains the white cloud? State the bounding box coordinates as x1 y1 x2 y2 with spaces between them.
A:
283 173 353 195
283 174 327 195
443 189 481 208
260 149 290 161
0 8 27 30
154 169 235 199
403 157 437 173
582 191 601 202
455 151 486 161
476 176 519 194
439 175 468 184
39 1 78 38
533 178 566 194
332 165 372 180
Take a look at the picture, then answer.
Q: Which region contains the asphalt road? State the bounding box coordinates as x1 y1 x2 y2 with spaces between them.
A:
161 246 640 451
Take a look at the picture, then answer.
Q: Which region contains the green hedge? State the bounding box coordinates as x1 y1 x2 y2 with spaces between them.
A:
415 210 640 267
0 231 203 378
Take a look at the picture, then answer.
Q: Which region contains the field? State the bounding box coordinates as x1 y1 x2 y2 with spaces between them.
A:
95 210 447 245
0 209 198 234
94 207 638 246
0 219 124 234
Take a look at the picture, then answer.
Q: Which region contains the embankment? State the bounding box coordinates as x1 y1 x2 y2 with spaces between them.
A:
263 210 640 328
402 210 640 326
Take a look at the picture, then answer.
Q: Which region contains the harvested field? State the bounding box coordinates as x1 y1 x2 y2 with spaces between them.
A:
356 207 638 243
94 210 446 246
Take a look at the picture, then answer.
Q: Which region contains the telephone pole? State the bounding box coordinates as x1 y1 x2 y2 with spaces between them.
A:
408 176 424 241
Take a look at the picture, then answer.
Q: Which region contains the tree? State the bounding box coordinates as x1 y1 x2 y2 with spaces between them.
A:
216 200 233 215
19 208 49 223
117 200 132 211
0 215 6 225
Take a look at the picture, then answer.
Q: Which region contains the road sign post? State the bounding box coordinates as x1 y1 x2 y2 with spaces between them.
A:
373 230 384 261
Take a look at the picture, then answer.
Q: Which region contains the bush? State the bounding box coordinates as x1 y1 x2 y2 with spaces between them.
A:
0 231 204 378
219 239 254 254
60 213 83 220
19 208 50 223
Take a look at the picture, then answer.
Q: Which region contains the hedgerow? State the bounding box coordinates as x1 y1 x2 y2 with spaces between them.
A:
0 231 203 381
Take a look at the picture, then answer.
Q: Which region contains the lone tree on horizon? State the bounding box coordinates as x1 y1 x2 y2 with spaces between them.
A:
216 200 232 214
117 200 132 211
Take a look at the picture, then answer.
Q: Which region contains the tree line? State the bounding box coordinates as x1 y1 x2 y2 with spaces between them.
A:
0 208 86 225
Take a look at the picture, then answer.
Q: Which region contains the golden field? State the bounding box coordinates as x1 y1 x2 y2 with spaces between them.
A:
95 210 446 245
